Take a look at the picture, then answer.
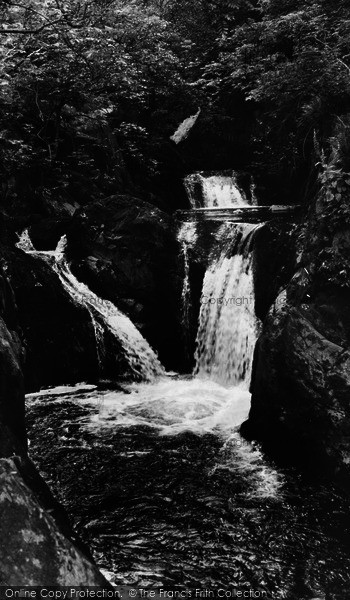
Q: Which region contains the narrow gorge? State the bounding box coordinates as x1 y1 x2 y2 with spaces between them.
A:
0 172 347 597
1 1 350 594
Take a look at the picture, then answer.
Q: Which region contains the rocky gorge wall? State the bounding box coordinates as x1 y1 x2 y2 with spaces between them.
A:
0 267 25 449
0 191 185 392
66 195 184 372
0 188 186 583
245 153 350 486
0 263 109 585
0 244 100 392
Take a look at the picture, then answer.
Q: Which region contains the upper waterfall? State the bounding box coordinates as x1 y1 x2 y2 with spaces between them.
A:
184 171 250 209
16 231 164 382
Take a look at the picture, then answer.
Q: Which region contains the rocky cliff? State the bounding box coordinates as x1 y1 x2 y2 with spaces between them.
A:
0 245 100 392
0 264 109 585
0 267 25 448
66 195 184 371
0 190 184 390
245 151 350 485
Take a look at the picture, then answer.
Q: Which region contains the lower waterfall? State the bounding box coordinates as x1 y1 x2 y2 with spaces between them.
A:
17 231 164 381
194 223 261 386
182 172 261 387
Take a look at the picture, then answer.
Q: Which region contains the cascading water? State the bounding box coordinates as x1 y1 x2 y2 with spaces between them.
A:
17 231 164 381
177 222 197 360
194 223 261 386
182 172 261 387
184 171 249 208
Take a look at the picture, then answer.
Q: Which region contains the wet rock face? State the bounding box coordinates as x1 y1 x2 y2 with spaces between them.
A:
0 246 99 392
0 457 108 586
252 222 299 321
29 216 72 251
0 265 108 586
0 267 25 445
248 160 350 484
249 292 350 469
68 195 185 371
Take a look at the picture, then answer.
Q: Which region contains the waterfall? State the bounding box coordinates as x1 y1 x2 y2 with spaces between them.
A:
182 172 261 387
194 223 260 386
177 222 197 359
16 231 164 381
184 171 248 209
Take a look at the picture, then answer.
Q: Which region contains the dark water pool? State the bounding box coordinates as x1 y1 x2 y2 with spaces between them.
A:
26 379 350 599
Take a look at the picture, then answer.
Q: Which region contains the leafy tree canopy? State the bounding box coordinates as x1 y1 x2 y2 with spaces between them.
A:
1 0 350 210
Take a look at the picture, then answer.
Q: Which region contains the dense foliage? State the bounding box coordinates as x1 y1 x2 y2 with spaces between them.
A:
1 0 350 211
0 0 199 209
202 0 350 196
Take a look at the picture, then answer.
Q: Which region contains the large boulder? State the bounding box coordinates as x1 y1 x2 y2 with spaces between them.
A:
247 287 350 475
67 195 185 371
245 155 350 484
0 457 108 586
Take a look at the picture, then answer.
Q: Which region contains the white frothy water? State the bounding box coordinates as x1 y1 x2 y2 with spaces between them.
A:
87 378 251 436
27 377 281 499
177 222 198 359
194 223 261 386
174 172 273 495
211 432 283 500
17 231 164 381
184 172 248 209
26 377 250 436
183 173 261 387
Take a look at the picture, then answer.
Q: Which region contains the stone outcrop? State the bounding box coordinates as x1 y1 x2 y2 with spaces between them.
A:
252 221 299 321
0 268 25 446
0 458 108 586
1 190 187 387
0 245 99 392
0 264 109 586
246 155 350 484
67 194 185 371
